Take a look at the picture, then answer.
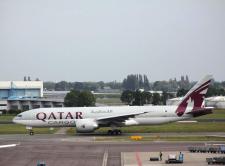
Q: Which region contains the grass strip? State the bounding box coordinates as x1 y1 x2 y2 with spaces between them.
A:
196 109 225 119
0 124 57 134
97 122 225 133
66 122 225 135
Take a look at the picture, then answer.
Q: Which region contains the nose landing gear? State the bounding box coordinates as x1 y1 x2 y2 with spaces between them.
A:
29 130 34 135
26 126 34 135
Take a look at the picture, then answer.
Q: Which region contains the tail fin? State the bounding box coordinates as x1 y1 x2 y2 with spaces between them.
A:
176 75 213 116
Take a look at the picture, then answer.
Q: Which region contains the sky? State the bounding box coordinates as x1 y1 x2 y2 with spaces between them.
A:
0 0 225 82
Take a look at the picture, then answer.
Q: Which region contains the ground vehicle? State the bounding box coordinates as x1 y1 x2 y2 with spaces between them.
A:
206 157 225 165
188 146 225 154
165 154 183 164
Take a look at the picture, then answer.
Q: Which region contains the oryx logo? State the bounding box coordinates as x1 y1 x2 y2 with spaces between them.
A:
176 97 193 117
176 79 211 117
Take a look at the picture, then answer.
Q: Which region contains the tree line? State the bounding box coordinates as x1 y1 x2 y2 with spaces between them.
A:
44 81 121 91
44 74 225 98
120 90 174 106
122 74 150 91
64 85 225 108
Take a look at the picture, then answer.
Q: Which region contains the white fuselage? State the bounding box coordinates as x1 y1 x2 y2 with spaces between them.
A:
13 105 193 128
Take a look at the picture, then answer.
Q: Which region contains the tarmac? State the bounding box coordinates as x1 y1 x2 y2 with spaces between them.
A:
122 151 225 166
0 134 224 166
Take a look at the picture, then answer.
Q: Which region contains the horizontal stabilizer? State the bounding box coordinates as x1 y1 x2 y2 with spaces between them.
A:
186 107 213 117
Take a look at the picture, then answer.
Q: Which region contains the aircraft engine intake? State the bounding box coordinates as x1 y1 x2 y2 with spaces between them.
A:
75 119 98 133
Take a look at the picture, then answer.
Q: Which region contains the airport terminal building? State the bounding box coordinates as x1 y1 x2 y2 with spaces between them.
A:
0 81 64 111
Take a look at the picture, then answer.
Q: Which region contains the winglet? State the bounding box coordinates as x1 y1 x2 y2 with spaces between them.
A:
176 75 213 116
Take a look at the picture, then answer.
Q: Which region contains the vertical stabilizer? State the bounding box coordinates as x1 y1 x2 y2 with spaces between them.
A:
176 75 213 116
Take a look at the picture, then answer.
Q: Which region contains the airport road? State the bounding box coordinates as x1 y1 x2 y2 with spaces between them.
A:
0 134 224 166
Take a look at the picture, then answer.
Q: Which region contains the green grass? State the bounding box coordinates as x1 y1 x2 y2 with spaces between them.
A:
196 109 225 119
95 136 225 142
67 127 76 135
0 124 57 134
97 122 225 133
67 122 225 135
0 115 15 121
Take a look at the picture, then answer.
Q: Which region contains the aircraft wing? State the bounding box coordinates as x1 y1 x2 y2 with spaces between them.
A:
96 111 148 122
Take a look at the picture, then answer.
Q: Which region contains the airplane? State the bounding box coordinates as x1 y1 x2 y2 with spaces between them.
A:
13 75 214 135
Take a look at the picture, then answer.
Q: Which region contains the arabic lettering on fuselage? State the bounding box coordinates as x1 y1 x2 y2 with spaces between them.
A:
91 110 112 113
36 112 83 122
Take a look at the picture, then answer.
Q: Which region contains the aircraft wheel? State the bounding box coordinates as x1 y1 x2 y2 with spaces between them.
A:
113 129 122 135
29 131 34 135
117 130 122 135
108 129 122 135
112 130 118 135
107 130 112 135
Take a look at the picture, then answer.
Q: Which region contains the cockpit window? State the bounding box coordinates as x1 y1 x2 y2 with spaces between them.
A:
17 114 22 117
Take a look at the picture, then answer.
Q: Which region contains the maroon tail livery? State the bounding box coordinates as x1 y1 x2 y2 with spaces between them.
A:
176 75 213 117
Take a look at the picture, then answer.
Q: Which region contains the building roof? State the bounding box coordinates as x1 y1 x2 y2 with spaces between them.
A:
0 81 43 89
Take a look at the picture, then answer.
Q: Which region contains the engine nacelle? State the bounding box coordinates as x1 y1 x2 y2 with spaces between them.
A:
75 119 98 133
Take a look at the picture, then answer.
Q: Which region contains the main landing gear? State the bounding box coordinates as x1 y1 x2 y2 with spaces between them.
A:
107 129 122 135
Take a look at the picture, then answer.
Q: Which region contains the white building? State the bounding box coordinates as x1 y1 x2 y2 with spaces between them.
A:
0 81 43 99
205 96 225 109
0 81 63 111
149 91 163 96
166 97 183 106
167 96 225 109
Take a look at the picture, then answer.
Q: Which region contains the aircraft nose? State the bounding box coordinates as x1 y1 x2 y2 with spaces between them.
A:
12 117 18 124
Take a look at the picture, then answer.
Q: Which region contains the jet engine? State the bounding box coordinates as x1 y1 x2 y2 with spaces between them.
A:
75 119 99 133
